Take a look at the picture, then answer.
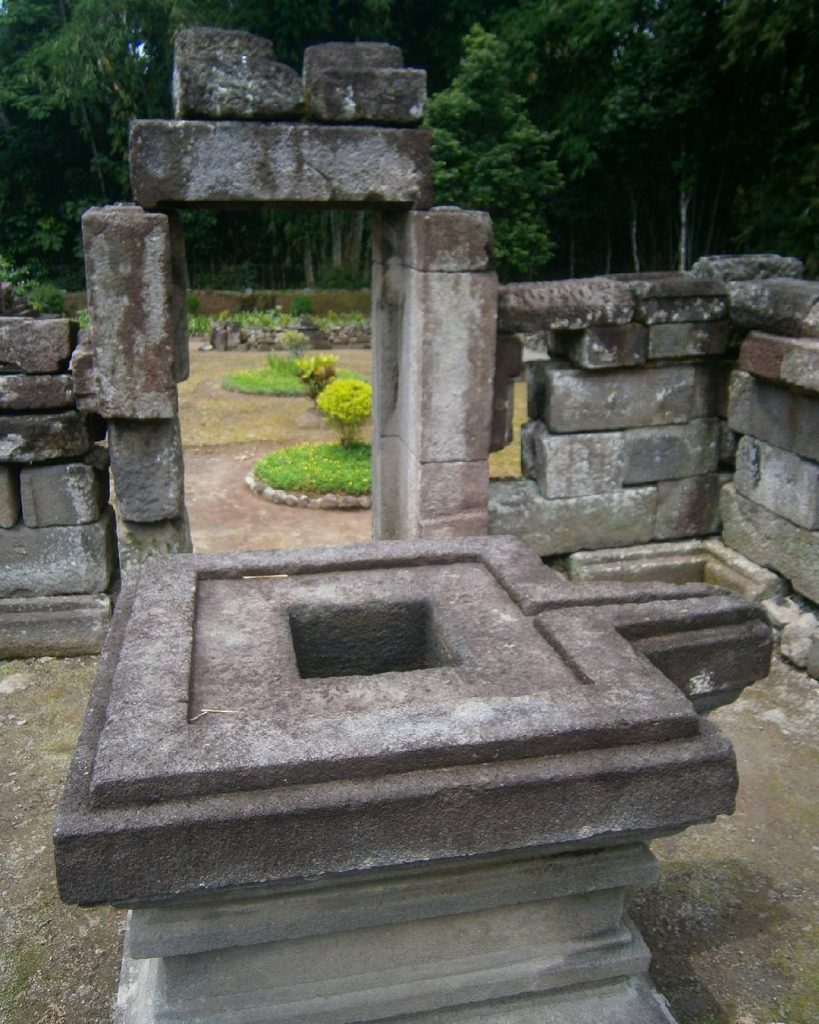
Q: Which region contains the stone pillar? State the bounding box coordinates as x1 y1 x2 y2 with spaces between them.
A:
371 207 497 539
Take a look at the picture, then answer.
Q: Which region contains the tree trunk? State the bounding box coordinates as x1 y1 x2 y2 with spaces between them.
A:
568 229 575 277
679 188 692 271
303 238 315 288
630 193 641 273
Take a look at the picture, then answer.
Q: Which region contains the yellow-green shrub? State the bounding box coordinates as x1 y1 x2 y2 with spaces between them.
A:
317 378 372 445
294 354 337 402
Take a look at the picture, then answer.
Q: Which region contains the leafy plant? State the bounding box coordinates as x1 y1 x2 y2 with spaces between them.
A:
317 378 372 446
255 442 371 496
281 329 309 359
294 354 337 402
223 357 305 396
290 295 313 317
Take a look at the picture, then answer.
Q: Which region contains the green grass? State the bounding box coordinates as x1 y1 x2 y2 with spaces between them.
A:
222 357 364 397
255 442 371 495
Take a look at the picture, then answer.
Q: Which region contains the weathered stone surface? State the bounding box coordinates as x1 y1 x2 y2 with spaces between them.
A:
691 253 804 281
728 278 819 336
0 410 92 462
498 278 635 333
172 28 303 121
168 212 190 383
739 331 819 394
489 478 657 555
807 634 819 681
0 317 75 373
525 359 552 420
415 459 489 538
303 42 405 77
728 370 819 462
82 205 178 418
548 324 647 369
0 508 115 597
130 121 433 210
307 67 426 125
734 435 819 530
623 418 719 484
490 334 523 453
780 613 819 670
0 464 19 528
721 483 819 603
374 208 493 273
108 418 185 522
0 593 110 658
19 462 107 528
0 373 73 410
543 365 715 433
68 330 97 410
718 422 738 467
654 473 722 540
648 321 729 360
626 276 728 324
526 422 626 497
116 512 192 571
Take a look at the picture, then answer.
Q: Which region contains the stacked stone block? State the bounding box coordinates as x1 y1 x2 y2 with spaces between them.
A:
490 274 733 555
0 316 113 656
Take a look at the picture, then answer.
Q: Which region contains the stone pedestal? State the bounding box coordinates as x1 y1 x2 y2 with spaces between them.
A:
54 537 770 1023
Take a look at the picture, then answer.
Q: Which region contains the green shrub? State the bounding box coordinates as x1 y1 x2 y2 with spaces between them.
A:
24 280 64 313
317 377 372 445
186 293 200 314
224 357 304 396
281 328 309 359
294 354 337 402
290 295 313 317
255 442 371 495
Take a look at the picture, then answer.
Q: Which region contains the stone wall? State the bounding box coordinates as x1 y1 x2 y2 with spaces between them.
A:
0 315 114 656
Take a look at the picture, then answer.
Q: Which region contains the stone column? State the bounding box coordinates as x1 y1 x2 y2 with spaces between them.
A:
371 207 497 539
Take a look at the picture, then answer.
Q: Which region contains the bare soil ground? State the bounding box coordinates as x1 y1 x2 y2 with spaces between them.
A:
0 346 815 1023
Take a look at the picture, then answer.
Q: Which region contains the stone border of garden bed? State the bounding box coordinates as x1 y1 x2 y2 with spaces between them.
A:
245 473 371 510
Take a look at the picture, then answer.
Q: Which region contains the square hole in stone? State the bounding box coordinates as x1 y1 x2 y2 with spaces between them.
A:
288 599 458 679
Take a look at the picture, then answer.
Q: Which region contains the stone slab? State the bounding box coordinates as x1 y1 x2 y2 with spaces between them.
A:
498 278 635 332
654 474 722 540
728 370 819 462
54 537 755 905
108 418 185 522
527 423 626 497
691 253 804 281
721 483 819 603
373 208 493 273
68 330 97 408
20 462 107 527
83 205 179 418
415 459 489 535
734 435 819 530
647 321 729 360
488 478 658 555
130 121 433 210
625 275 728 324
172 28 302 120
548 324 647 369
0 317 76 374
739 331 819 394
307 67 426 125
302 42 405 77
0 593 110 658
116 512 192 572
728 278 819 336
623 419 719 484
0 410 92 462
543 365 715 433
0 373 73 410
0 463 19 527
0 507 115 598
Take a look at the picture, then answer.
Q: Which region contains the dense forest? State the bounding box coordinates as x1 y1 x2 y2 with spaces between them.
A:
0 0 816 294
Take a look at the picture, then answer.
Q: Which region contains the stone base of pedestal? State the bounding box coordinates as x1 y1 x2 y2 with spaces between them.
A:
113 845 678 1024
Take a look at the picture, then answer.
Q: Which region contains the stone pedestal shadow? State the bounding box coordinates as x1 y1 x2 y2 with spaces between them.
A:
54 537 770 1023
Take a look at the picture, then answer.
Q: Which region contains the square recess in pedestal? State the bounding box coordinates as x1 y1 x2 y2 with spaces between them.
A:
86 539 697 810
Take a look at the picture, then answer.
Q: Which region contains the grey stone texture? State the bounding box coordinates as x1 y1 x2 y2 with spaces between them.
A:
0 593 110 658
372 206 492 272
654 473 722 540
167 213 190 383
82 205 180 418
623 418 719 484
68 330 97 410
0 464 19 527
527 423 626 497
548 324 647 369
739 330 819 394
647 321 729 360
691 253 804 281
130 120 433 210
489 478 658 555
728 370 819 462
172 28 303 121
0 507 115 598
0 317 76 373
0 373 73 410
108 418 185 522
490 335 523 452
498 277 635 332
0 410 92 462
721 483 819 603
734 435 819 530
307 67 426 126
116 512 192 572
541 365 716 432
54 537 768 905
625 275 728 324
728 277 819 336
807 634 819 681
780 612 819 670
20 463 107 527
302 42 404 78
